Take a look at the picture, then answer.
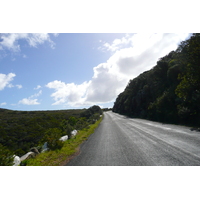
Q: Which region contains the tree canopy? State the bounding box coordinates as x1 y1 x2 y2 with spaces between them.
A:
113 34 200 127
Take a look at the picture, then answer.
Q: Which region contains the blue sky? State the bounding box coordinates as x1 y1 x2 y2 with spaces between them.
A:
0 33 191 111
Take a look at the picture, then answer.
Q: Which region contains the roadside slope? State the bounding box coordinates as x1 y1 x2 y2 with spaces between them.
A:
25 116 103 166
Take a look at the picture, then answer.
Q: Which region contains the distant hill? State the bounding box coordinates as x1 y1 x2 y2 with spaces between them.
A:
113 33 200 127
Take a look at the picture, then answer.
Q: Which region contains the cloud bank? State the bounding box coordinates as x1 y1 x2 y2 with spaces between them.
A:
46 33 190 108
0 33 58 52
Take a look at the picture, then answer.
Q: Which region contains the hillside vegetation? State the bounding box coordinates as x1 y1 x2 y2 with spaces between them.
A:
113 33 200 127
0 105 102 165
24 116 103 166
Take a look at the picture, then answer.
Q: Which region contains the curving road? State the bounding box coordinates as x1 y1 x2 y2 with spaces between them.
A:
66 111 200 166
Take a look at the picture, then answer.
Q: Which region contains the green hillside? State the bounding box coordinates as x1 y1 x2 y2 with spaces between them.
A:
0 105 102 165
113 33 200 127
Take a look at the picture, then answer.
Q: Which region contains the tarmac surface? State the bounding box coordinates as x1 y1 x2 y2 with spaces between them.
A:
66 111 200 166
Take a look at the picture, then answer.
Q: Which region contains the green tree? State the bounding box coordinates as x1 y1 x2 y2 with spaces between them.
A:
175 33 200 124
176 34 200 100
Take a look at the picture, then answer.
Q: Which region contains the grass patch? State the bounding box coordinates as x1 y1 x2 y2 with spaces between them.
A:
25 116 103 166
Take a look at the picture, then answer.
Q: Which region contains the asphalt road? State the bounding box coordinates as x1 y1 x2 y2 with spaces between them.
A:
66 111 200 166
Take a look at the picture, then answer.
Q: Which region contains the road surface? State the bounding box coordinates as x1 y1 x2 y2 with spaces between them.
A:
66 111 200 166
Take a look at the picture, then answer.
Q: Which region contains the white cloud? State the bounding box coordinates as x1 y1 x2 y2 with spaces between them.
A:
52 33 59 37
0 73 22 90
18 98 40 105
31 90 42 98
34 85 42 90
101 34 132 52
18 90 42 105
16 84 22 89
27 33 55 49
0 33 57 52
85 63 126 103
7 83 14 88
7 83 22 89
0 102 7 106
0 73 16 90
46 81 90 106
46 33 190 107
100 33 190 79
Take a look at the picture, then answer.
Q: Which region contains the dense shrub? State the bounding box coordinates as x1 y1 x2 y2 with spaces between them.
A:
0 106 102 163
0 143 14 166
44 128 64 151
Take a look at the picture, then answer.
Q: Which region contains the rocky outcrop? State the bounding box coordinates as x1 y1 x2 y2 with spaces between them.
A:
13 130 78 165
13 155 21 166
59 130 77 141
59 135 69 142
30 147 40 155
41 142 48 152
20 152 36 162
71 130 77 137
